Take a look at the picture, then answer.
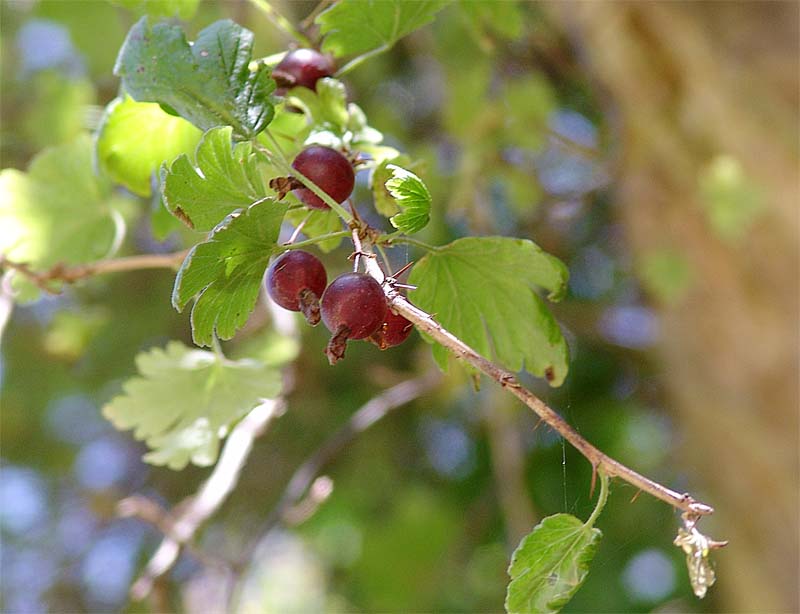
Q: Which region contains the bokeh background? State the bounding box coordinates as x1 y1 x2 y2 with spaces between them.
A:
1 1 798 613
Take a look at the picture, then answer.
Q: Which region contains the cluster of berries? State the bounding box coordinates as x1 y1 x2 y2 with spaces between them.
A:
266 251 413 364
267 49 412 363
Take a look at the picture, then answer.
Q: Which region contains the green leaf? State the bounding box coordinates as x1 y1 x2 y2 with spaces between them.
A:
408 237 569 385
114 18 275 139
284 77 384 149
505 515 602 613
506 472 608 613
384 165 431 234
172 199 288 346
371 157 408 217
0 135 122 277
111 0 200 19
317 0 451 58
161 126 276 232
97 96 202 197
103 341 281 470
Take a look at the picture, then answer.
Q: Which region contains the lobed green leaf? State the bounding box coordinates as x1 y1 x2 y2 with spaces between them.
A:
103 341 281 469
317 0 451 58
114 18 274 139
0 135 125 298
97 96 202 197
161 126 276 232
172 199 288 346
505 514 602 614
408 237 569 385
384 165 431 234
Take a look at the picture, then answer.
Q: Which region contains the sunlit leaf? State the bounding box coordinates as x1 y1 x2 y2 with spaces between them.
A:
505 514 602 613
408 237 569 385
115 18 275 139
161 126 277 232
172 199 288 346
103 341 281 469
0 135 124 297
97 96 202 197
317 0 451 58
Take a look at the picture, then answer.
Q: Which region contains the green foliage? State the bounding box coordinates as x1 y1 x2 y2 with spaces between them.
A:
114 18 275 139
0 135 123 281
111 0 200 20
172 199 288 346
409 237 569 385
97 96 202 197
103 341 281 469
384 165 432 234
161 126 275 232
317 0 451 58
699 155 763 243
505 514 602 614
285 77 385 150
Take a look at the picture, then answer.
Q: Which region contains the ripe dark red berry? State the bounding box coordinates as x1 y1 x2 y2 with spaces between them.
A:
266 250 327 325
321 272 388 364
368 310 414 350
273 49 335 93
291 146 355 210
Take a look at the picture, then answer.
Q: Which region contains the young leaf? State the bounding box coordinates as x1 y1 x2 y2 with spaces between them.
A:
114 18 275 139
505 515 602 613
408 237 569 385
317 0 451 58
384 165 431 234
172 199 288 346
103 341 281 470
161 126 276 232
0 134 123 275
97 96 202 197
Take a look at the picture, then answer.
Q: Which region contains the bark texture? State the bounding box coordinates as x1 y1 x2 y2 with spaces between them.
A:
547 2 799 611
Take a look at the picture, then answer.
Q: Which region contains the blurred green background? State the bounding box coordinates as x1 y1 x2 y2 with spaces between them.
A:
1 1 798 613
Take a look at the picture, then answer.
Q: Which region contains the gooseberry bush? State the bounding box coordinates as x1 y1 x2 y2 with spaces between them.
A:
0 1 724 611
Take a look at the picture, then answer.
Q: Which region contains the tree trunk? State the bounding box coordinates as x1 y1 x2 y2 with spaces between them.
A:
547 3 799 611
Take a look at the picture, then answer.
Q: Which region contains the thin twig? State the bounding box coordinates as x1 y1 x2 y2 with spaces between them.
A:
0 250 188 292
359 243 715 517
127 399 285 601
238 372 441 567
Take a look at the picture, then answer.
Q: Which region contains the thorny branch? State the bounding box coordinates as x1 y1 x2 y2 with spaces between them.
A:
358 239 718 518
120 399 285 601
